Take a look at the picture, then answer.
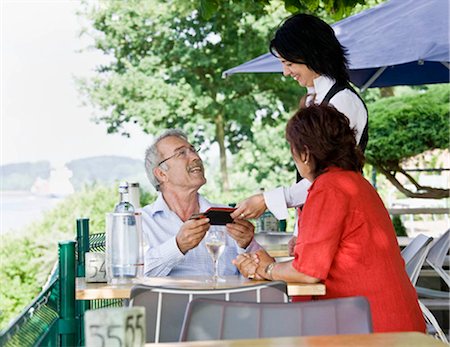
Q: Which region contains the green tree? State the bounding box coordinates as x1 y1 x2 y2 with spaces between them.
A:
365 84 449 199
199 0 372 20
78 0 300 191
228 113 295 190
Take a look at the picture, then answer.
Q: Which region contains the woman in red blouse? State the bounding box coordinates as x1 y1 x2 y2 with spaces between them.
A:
234 105 425 333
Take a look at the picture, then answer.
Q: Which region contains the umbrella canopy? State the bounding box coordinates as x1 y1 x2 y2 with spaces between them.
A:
222 0 450 91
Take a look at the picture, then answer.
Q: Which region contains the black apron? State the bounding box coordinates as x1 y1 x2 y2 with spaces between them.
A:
296 82 369 182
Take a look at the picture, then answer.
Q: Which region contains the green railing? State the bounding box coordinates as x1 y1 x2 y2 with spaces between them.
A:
76 221 122 313
0 279 59 347
0 219 121 347
0 241 76 346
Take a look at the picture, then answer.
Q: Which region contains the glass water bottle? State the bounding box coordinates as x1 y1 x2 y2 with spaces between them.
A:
106 182 143 284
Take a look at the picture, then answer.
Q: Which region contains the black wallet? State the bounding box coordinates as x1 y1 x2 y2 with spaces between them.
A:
190 207 236 225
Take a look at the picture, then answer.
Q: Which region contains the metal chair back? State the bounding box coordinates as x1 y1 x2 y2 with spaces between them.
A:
179 296 373 341
426 229 450 287
401 234 433 285
129 281 288 343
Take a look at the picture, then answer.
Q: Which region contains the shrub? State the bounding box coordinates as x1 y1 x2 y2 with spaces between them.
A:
392 215 408 237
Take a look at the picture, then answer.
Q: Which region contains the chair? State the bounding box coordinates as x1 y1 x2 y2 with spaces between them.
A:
417 229 450 294
401 233 448 343
179 296 373 341
416 229 449 304
129 281 288 343
419 301 448 343
415 230 449 343
401 234 433 286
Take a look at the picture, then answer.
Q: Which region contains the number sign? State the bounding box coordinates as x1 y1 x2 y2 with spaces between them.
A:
85 252 107 283
85 307 146 347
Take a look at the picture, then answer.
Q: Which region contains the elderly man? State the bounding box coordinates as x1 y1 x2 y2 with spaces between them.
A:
141 129 260 277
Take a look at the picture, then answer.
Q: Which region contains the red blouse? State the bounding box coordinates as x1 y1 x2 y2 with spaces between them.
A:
292 167 425 333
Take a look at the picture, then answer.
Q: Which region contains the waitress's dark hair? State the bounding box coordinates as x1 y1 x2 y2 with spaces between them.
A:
286 105 364 177
270 13 349 84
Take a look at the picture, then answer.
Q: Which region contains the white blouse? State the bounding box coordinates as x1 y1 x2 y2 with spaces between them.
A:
264 75 368 233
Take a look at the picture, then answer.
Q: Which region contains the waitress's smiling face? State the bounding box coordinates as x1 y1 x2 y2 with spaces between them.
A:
280 59 320 87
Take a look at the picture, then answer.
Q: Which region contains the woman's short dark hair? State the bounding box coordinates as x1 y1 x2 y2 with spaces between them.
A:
286 105 364 176
270 13 349 84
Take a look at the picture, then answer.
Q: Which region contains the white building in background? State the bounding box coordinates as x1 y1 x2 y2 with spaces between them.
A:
31 165 74 197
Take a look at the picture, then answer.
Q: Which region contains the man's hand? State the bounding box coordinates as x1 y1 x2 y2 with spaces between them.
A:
226 219 255 249
230 194 267 220
288 236 297 257
176 218 210 254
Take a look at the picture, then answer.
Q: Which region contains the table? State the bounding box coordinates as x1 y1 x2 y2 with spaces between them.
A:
76 276 326 300
264 244 291 258
265 236 415 254
144 332 446 347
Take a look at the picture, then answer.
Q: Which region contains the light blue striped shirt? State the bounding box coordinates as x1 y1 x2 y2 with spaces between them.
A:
141 193 261 277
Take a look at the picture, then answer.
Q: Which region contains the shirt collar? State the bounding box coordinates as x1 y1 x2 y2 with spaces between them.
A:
312 75 336 103
145 191 213 216
146 192 169 216
198 194 213 213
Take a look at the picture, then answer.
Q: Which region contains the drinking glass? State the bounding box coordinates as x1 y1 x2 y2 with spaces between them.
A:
205 229 226 282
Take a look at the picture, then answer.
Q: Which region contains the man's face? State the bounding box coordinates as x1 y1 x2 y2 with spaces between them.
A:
156 136 206 191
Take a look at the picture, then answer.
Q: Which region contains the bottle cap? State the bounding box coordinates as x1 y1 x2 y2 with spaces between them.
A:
118 181 129 193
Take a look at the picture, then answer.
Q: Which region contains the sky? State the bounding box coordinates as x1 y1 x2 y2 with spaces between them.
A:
1 0 152 167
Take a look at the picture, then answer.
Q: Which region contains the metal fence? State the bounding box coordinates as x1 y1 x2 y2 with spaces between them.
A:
0 219 121 347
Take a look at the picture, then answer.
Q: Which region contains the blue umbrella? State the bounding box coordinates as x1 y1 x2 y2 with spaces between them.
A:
222 0 450 91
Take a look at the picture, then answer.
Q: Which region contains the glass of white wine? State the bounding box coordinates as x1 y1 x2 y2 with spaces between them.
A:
205 229 226 283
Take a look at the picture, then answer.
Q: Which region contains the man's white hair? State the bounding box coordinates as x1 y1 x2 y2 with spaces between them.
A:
144 129 188 191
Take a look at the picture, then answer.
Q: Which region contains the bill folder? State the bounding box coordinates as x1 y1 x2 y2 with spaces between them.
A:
190 207 236 225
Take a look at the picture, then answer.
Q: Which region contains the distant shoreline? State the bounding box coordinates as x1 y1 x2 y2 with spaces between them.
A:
1 193 64 234
1 190 33 195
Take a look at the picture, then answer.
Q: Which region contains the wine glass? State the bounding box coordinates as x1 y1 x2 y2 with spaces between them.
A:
205 229 226 283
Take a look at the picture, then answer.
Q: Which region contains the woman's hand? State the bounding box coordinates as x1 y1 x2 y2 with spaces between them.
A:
233 253 263 280
288 236 297 257
230 194 267 220
254 249 276 279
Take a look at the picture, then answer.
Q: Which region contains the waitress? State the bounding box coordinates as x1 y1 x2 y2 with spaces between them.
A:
231 14 368 243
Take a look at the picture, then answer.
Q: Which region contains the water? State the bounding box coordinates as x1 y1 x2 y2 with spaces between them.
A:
110 184 138 279
1 192 63 234
110 217 139 278
106 212 142 281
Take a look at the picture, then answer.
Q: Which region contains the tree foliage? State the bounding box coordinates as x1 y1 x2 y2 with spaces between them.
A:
199 0 369 20
78 0 301 191
78 0 388 192
229 113 295 188
78 0 446 200
366 84 449 198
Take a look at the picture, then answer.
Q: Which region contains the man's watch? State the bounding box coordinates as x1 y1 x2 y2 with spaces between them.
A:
265 262 276 280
